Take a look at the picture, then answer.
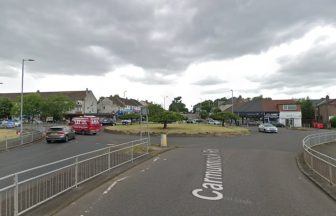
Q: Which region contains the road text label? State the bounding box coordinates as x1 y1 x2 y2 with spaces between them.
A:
192 149 223 201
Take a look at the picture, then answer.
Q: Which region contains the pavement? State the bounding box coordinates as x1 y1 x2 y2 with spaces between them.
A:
49 128 336 216
313 141 336 158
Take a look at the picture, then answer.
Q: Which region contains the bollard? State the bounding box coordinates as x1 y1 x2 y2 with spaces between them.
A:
161 134 167 147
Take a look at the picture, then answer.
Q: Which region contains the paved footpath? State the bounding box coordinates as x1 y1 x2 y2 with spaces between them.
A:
56 129 336 216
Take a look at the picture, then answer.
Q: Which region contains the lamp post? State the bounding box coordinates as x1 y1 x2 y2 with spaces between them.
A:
123 90 127 98
230 89 234 113
20 59 34 144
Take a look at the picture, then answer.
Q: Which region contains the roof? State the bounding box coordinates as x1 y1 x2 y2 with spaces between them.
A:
235 99 299 113
108 95 142 107
0 90 89 101
316 99 336 107
262 99 297 112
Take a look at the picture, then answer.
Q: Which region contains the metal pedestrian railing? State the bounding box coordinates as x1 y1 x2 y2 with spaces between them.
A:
0 138 149 216
0 131 44 151
303 132 336 185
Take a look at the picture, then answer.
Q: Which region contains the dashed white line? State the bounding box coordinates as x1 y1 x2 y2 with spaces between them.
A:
103 176 128 195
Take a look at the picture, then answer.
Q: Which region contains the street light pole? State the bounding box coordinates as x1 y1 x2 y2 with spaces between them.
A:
231 89 234 113
20 59 34 144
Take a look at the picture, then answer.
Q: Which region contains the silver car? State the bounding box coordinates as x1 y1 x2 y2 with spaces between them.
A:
258 123 278 133
46 126 75 143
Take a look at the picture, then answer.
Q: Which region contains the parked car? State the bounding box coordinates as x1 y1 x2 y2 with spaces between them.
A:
258 123 278 133
186 119 193 124
271 122 285 128
46 126 75 143
122 119 132 125
101 118 116 126
208 119 221 125
6 120 15 128
71 116 102 135
13 120 21 127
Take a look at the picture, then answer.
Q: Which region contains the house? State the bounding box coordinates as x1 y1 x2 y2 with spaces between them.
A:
97 95 143 115
235 99 302 127
0 88 98 115
315 95 336 127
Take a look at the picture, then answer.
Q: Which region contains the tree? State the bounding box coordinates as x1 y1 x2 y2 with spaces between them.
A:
148 104 165 119
169 96 188 113
148 104 183 129
211 112 239 127
298 98 314 125
41 94 75 121
330 116 336 128
119 113 141 125
155 111 184 129
0 97 13 119
25 93 44 120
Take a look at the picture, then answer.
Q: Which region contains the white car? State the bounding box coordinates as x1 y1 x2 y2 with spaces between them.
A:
258 123 278 133
208 119 221 125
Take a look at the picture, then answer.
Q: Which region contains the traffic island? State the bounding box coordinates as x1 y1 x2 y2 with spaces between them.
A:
296 153 336 201
105 123 250 137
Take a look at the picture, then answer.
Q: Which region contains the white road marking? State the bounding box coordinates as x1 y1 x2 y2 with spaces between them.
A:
163 158 167 161
103 176 128 194
153 157 160 162
140 169 145 172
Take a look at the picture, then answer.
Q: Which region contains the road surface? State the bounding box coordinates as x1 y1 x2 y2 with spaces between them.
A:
54 128 336 216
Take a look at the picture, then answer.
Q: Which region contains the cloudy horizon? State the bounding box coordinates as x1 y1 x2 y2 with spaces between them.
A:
1 0 336 108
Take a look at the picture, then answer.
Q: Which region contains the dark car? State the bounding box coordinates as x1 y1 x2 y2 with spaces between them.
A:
271 122 285 127
46 126 75 143
101 118 116 126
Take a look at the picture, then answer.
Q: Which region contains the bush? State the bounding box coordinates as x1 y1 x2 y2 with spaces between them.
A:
330 116 336 128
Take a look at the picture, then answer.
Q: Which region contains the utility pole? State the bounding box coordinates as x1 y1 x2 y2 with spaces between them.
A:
20 59 35 145
231 89 234 113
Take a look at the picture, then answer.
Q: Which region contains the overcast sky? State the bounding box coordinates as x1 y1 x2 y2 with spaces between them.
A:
1 0 336 109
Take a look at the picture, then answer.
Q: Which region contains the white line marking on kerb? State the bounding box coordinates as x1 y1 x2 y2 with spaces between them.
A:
103 176 128 195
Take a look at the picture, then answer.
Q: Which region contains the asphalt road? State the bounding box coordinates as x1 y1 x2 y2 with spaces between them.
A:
0 130 145 179
52 128 336 216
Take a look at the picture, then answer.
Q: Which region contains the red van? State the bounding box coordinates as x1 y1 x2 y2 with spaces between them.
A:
71 116 102 135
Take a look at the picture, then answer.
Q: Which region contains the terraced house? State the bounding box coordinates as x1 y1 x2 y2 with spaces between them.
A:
0 88 98 116
97 95 142 115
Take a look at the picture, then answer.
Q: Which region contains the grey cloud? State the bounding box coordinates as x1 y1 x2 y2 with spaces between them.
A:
122 73 173 85
192 76 227 85
260 42 336 90
0 0 336 78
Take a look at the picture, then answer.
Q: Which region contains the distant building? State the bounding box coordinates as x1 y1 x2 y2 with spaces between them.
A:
235 99 302 127
0 88 97 115
315 95 336 127
97 95 143 115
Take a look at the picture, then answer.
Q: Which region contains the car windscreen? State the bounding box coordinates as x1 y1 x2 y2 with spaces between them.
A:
264 124 274 127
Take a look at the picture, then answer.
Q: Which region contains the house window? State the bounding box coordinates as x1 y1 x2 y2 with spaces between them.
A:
283 104 297 111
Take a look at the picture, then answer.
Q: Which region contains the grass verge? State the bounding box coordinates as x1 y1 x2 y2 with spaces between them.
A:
106 123 250 136
0 129 18 140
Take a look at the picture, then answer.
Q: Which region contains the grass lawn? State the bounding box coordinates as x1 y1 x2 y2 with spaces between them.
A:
0 129 18 140
105 123 250 136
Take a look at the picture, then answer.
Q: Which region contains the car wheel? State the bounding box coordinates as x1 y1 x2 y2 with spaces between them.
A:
81 130 85 135
65 136 69 142
46 140 51 143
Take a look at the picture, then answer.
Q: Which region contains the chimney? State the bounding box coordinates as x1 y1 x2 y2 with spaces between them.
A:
326 95 330 102
86 88 89 94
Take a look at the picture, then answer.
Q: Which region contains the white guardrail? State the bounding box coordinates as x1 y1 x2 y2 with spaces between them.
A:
0 138 149 216
303 132 336 185
0 131 44 151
